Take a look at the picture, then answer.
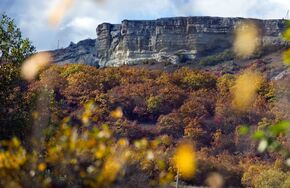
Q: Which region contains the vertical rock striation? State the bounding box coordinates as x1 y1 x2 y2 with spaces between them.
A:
49 17 288 67
96 17 287 67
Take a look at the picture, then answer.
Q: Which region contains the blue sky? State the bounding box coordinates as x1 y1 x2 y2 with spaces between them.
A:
1 0 290 51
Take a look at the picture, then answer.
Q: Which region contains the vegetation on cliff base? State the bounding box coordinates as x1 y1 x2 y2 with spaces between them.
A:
0 61 289 187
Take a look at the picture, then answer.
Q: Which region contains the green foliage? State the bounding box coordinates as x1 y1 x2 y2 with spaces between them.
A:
199 50 234 66
282 24 290 66
217 74 235 95
172 67 217 90
146 96 162 113
0 14 35 140
60 64 84 77
0 14 35 64
0 63 30 140
269 121 290 136
237 126 249 136
254 121 290 154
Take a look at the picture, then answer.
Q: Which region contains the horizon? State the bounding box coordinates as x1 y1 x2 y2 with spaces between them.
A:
1 0 290 51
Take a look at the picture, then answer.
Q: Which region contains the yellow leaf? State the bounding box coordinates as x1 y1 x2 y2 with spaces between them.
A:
110 107 123 119
38 163 46 172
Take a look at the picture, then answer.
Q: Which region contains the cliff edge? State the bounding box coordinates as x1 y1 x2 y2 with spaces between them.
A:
50 16 288 67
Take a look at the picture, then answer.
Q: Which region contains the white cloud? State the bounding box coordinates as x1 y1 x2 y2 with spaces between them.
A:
188 0 290 19
61 17 99 34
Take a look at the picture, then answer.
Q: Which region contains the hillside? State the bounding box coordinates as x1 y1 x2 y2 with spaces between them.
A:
50 16 288 68
1 14 290 188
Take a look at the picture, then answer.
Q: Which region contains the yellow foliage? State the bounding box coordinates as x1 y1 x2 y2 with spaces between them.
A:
283 48 290 65
0 138 26 169
101 156 123 182
38 163 47 172
110 107 123 119
82 101 96 125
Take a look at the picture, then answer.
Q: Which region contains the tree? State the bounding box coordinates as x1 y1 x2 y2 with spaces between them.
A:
0 63 30 140
0 14 35 140
0 14 35 64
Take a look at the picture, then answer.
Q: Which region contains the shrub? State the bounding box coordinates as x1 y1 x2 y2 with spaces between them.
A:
183 118 209 147
254 169 287 188
199 50 234 66
171 68 217 90
147 96 162 113
0 63 31 140
179 89 216 119
157 113 184 138
0 102 174 188
282 176 290 188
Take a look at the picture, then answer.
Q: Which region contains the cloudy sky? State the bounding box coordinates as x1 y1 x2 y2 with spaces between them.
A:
1 0 290 51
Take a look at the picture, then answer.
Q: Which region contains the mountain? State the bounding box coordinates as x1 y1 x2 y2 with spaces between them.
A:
49 38 98 66
49 16 289 74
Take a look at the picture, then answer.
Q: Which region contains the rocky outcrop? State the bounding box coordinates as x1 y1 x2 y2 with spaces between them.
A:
50 17 288 67
49 39 98 66
96 17 287 67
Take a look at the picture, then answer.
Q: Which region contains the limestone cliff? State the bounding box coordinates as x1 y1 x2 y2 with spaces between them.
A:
51 16 288 67
96 17 287 67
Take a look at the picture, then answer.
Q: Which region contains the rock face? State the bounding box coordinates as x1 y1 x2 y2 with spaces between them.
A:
49 39 98 66
50 17 288 67
96 17 287 67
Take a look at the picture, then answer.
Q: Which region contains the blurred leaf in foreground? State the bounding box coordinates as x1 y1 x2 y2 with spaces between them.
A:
232 70 263 111
269 121 290 136
238 126 249 136
233 21 260 58
48 0 75 27
21 52 52 81
173 142 196 180
283 48 290 66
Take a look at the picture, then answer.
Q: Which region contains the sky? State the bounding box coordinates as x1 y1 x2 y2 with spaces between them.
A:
1 0 290 51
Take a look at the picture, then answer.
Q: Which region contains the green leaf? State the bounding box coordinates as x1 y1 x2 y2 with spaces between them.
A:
238 126 249 136
252 130 265 140
267 140 281 152
269 121 290 136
